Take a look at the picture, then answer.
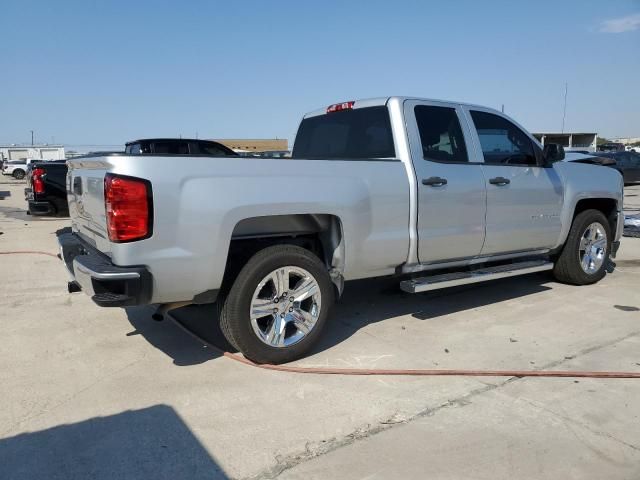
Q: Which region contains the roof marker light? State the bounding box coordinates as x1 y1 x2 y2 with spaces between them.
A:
326 101 355 113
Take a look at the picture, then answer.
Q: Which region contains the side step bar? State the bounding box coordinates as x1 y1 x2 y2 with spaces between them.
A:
400 260 553 293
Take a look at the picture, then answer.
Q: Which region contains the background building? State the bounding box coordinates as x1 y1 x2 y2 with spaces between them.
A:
532 133 597 152
612 137 640 145
0 144 66 161
213 138 288 153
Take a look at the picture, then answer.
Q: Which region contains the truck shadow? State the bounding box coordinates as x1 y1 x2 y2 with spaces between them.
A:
312 273 553 355
125 273 553 365
0 205 65 222
0 405 229 479
124 305 230 365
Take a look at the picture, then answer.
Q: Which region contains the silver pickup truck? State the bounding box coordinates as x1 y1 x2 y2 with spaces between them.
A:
58 97 624 363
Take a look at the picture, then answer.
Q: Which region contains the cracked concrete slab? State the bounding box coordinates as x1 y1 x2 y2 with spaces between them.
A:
277 383 640 480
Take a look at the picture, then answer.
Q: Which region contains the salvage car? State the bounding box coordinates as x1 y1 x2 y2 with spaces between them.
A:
125 138 237 156
25 160 69 216
58 97 624 363
594 151 640 185
2 160 28 179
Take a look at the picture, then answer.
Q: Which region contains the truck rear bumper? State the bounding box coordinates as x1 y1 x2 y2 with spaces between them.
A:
28 200 55 215
57 229 153 307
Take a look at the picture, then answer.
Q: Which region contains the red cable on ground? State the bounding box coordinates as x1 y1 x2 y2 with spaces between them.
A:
170 316 640 379
5 250 640 379
0 250 59 258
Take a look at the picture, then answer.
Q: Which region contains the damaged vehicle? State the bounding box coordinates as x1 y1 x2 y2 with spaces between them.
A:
58 97 624 363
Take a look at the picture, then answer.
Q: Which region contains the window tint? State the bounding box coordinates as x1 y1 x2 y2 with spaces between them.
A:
414 106 468 163
470 111 537 165
153 141 189 154
194 142 237 156
292 106 395 159
126 143 141 154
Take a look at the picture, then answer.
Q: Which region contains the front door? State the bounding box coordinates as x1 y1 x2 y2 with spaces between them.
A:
404 100 486 264
463 108 564 255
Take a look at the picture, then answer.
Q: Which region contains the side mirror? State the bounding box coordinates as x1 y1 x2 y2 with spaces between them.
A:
543 143 565 163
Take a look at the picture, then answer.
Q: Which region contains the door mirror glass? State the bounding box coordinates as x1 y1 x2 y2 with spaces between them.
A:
543 143 565 163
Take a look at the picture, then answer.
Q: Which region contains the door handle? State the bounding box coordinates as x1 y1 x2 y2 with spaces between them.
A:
422 176 448 187
489 177 510 186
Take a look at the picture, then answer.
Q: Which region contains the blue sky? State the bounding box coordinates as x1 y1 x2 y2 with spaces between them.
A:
1 0 639 149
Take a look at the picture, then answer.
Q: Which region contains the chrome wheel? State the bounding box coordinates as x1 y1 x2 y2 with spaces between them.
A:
578 222 607 274
249 266 322 348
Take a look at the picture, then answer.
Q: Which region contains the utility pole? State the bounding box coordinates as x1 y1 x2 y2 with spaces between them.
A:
561 82 568 133
30 130 34 145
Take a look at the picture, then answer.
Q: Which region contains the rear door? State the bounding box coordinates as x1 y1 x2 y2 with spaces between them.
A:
404 100 486 263
462 107 563 255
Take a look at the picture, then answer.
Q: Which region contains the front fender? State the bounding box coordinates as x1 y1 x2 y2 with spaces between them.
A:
553 162 623 248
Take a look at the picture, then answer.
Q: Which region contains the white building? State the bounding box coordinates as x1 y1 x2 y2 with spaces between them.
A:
612 137 640 145
532 133 597 152
0 144 66 162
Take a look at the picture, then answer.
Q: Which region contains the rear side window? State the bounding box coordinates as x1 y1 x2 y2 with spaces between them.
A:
193 142 237 156
470 111 536 166
415 106 468 163
153 141 189 154
126 143 141 154
292 106 395 159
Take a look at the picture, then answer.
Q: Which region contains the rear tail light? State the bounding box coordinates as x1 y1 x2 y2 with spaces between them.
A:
32 167 45 194
326 101 355 113
104 173 153 242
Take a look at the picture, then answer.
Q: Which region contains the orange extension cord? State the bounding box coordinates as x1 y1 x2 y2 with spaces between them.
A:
3 249 640 379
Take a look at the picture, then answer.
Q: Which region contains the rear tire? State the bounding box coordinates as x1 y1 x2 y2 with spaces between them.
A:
553 209 611 285
219 245 334 364
13 169 25 180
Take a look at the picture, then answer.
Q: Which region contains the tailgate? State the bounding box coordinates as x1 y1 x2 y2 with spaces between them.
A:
67 158 112 255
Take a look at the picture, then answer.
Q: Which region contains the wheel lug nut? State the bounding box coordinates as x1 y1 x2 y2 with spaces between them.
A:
289 297 294 302
289 307 293 312
273 298 279 303
273 308 278 313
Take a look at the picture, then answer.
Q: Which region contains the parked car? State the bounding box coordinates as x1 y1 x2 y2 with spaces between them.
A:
565 150 591 154
598 142 625 152
626 145 639 153
24 160 69 216
125 138 237 156
58 96 623 364
2 160 28 179
593 151 640 185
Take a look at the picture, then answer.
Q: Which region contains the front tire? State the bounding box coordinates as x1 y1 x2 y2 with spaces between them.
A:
219 245 334 364
553 209 611 285
13 169 25 180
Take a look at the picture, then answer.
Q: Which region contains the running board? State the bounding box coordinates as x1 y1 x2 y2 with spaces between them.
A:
400 260 553 293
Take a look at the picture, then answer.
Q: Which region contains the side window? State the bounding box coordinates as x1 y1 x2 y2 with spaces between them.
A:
414 105 468 163
470 111 537 166
153 141 189 154
126 143 141 154
196 142 234 156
